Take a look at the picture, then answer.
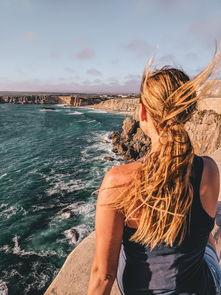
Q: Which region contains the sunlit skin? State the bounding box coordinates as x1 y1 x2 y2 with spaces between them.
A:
87 103 220 295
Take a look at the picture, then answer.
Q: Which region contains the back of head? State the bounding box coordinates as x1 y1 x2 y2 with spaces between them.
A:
140 67 196 133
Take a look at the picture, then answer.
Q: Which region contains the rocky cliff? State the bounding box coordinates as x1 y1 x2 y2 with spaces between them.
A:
85 81 221 114
0 95 65 104
109 109 221 162
0 94 126 106
89 98 139 112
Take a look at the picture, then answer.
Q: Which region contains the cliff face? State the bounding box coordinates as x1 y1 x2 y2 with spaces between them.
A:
84 82 221 114
197 97 221 113
91 98 139 112
110 109 221 162
185 110 221 155
0 95 65 104
0 94 116 106
200 80 221 97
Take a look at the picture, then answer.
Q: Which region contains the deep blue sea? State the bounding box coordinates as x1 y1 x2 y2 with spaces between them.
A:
0 104 125 295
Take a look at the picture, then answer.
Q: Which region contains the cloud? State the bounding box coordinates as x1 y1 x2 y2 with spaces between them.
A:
23 31 40 45
93 79 102 83
0 77 140 94
74 34 91 46
153 0 205 13
159 54 175 63
185 52 198 61
76 48 95 59
87 68 102 76
110 59 119 64
49 49 61 58
187 18 221 48
124 39 155 58
64 67 75 73
124 74 141 80
23 31 36 40
154 0 182 9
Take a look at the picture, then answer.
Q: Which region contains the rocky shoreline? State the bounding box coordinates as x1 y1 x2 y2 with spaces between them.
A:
107 108 221 162
0 93 138 106
83 97 221 163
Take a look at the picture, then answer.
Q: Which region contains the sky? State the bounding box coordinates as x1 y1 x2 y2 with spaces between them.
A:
0 0 221 93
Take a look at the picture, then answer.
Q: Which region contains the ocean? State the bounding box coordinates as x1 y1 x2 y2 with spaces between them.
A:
0 104 125 295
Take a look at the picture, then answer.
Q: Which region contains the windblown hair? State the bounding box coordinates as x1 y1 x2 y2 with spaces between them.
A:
93 50 221 250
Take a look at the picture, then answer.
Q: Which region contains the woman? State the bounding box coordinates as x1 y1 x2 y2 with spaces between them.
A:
87 52 221 295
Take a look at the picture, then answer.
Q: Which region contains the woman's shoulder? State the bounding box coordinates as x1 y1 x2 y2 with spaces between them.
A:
199 155 220 218
103 158 143 187
97 159 142 205
201 155 220 184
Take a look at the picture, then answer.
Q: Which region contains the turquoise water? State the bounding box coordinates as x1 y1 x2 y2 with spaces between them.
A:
0 104 125 295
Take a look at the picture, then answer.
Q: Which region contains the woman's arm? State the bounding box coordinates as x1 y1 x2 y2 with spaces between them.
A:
87 167 124 295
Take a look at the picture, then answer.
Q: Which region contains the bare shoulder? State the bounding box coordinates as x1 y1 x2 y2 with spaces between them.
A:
97 161 141 205
103 160 142 187
201 156 220 187
200 156 220 217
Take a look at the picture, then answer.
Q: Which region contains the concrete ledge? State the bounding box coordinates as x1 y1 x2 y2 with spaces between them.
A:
44 231 120 295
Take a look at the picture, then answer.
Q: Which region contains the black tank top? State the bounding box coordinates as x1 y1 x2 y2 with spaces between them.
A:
117 154 216 295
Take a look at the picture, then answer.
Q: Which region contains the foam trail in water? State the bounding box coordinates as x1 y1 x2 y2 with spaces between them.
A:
0 280 8 295
68 111 82 115
0 236 66 258
0 173 7 179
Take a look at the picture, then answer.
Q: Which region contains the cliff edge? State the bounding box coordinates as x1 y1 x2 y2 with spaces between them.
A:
44 147 221 295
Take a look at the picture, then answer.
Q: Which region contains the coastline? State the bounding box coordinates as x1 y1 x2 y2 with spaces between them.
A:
78 104 133 116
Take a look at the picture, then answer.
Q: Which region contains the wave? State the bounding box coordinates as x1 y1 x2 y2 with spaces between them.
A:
80 131 122 162
0 236 66 258
0 173 7 179
0 205 26 220
85 119 97 123
45 178 84 196
31 203 63 213
68 111 82 115
55 202 95 221
87 109 108 113
0 280 8 295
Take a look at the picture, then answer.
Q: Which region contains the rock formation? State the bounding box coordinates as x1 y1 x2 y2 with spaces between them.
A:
0 95 65 104
90 98 139 112
0 94 122 106
109 108 221 162
109 118 151 162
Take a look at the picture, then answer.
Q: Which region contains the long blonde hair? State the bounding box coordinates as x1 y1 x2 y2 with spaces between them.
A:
94 50 221 250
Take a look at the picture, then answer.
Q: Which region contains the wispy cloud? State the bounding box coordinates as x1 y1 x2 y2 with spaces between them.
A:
187 18 221 48
0 77 140 93
76 48 95 59
87 68 102 76
23 31 36 40
64 67 75 73
124 39 155 58
124 73 141 80
159 54 175 63
185 52 198 61
49 49 61 58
